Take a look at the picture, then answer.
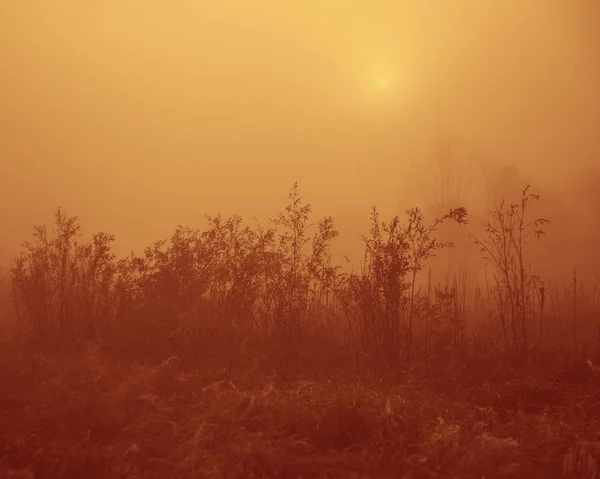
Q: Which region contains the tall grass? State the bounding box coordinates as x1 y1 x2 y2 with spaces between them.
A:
4 182 598 382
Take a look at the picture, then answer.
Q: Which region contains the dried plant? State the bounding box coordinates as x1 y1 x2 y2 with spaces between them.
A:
470 185 549 356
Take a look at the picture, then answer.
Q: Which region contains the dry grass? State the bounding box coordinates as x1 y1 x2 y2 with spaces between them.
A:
1 340 598 479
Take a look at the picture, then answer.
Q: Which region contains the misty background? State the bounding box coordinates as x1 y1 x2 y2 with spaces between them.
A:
1 1 599 282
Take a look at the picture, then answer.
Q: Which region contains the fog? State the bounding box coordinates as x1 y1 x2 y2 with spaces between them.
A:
1 1 599 279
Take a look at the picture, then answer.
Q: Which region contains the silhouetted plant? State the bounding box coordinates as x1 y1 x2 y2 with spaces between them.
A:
267 183 340 375
470 185 548 355
404 207 468 368
88 183 341 371
0 266 12 330
12 208 116 343
349 205 467 376
349 209 409 376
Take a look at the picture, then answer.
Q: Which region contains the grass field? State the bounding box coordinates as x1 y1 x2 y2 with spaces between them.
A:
1 340 598 479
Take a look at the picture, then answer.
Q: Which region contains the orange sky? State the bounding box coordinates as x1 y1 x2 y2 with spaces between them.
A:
1 1 599 270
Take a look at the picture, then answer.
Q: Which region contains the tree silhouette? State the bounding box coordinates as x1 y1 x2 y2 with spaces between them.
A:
413 138 485 220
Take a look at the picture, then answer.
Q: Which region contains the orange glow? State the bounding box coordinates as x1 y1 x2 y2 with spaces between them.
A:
0 1 599 277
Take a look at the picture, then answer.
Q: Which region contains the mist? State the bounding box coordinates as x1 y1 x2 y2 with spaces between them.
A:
3 5 600 474
1 1 599 276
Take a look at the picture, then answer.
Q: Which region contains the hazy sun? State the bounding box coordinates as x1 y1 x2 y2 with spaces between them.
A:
376 77 390 90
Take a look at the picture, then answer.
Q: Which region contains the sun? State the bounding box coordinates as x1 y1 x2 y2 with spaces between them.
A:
376 77 390 91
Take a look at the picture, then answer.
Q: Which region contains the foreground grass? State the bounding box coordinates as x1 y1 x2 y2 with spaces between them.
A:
0 341 598 478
